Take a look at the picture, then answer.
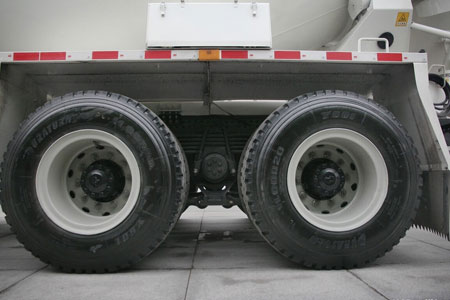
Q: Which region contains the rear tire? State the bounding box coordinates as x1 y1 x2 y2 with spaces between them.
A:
239 91 421 269
0 91 189 273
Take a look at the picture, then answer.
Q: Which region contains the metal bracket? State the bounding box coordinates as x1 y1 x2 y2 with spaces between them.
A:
444 39 450 69
251 1 257 16
203 62 212 107
233 0 256 15
161 1 257 18
160 1 166 17
429 64 447 76
161 0 186 16
358 37 390 53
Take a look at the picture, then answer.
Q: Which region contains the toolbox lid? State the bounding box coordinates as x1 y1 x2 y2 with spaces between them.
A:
146 2 272 49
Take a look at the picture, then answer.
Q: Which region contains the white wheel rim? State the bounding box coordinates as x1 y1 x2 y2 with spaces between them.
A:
36 129 141 235
287 128 388 232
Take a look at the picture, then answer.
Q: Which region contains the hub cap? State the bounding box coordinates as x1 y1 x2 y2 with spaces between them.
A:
81 160 125 202
301 158 346 200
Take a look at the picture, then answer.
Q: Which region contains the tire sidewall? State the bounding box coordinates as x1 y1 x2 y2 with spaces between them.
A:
246 96 419 260
2 97 183 268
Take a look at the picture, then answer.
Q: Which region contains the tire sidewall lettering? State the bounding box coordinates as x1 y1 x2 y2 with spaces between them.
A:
8 104 174 254
256 102 416 253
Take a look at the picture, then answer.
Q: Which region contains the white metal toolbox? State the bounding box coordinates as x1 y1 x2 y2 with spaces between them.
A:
146 2 272 49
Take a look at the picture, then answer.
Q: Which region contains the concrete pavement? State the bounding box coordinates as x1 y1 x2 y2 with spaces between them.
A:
0 206 449 300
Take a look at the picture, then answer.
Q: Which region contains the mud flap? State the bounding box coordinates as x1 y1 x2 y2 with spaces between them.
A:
413 170 450 240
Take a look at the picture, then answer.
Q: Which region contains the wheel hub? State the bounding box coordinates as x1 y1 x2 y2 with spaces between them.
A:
81 159 125 203
201 153 229 183
301 158 345 200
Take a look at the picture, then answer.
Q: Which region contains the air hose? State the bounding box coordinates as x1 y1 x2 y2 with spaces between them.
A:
430 73 450 116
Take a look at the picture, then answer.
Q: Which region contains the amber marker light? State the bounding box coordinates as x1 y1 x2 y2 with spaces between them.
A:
199 49 221 61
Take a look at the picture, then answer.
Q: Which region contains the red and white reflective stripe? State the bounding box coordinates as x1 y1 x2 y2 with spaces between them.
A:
40 52 66 61
92 51 119 60
377 53 403 62
13 52 40 61
145 50 172 59
0 52 13 62
222 50 249 59
274 51 301 60
326 51 352 61
0 50 428 63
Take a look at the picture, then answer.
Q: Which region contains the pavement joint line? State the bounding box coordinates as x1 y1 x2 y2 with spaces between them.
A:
136 265 296 271
372 260 450 267
134 269 192 272
0 233 12 239
0 265 48 295
183 209 205 300
101 260 450 271
115 257 450 271
134 266 299 271
347 270 389 300
408 237 450 252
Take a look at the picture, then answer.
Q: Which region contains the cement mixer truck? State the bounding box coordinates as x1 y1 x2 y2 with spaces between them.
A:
0 0 450 272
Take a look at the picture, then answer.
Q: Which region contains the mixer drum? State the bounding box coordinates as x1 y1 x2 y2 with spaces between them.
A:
269 0 349 50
